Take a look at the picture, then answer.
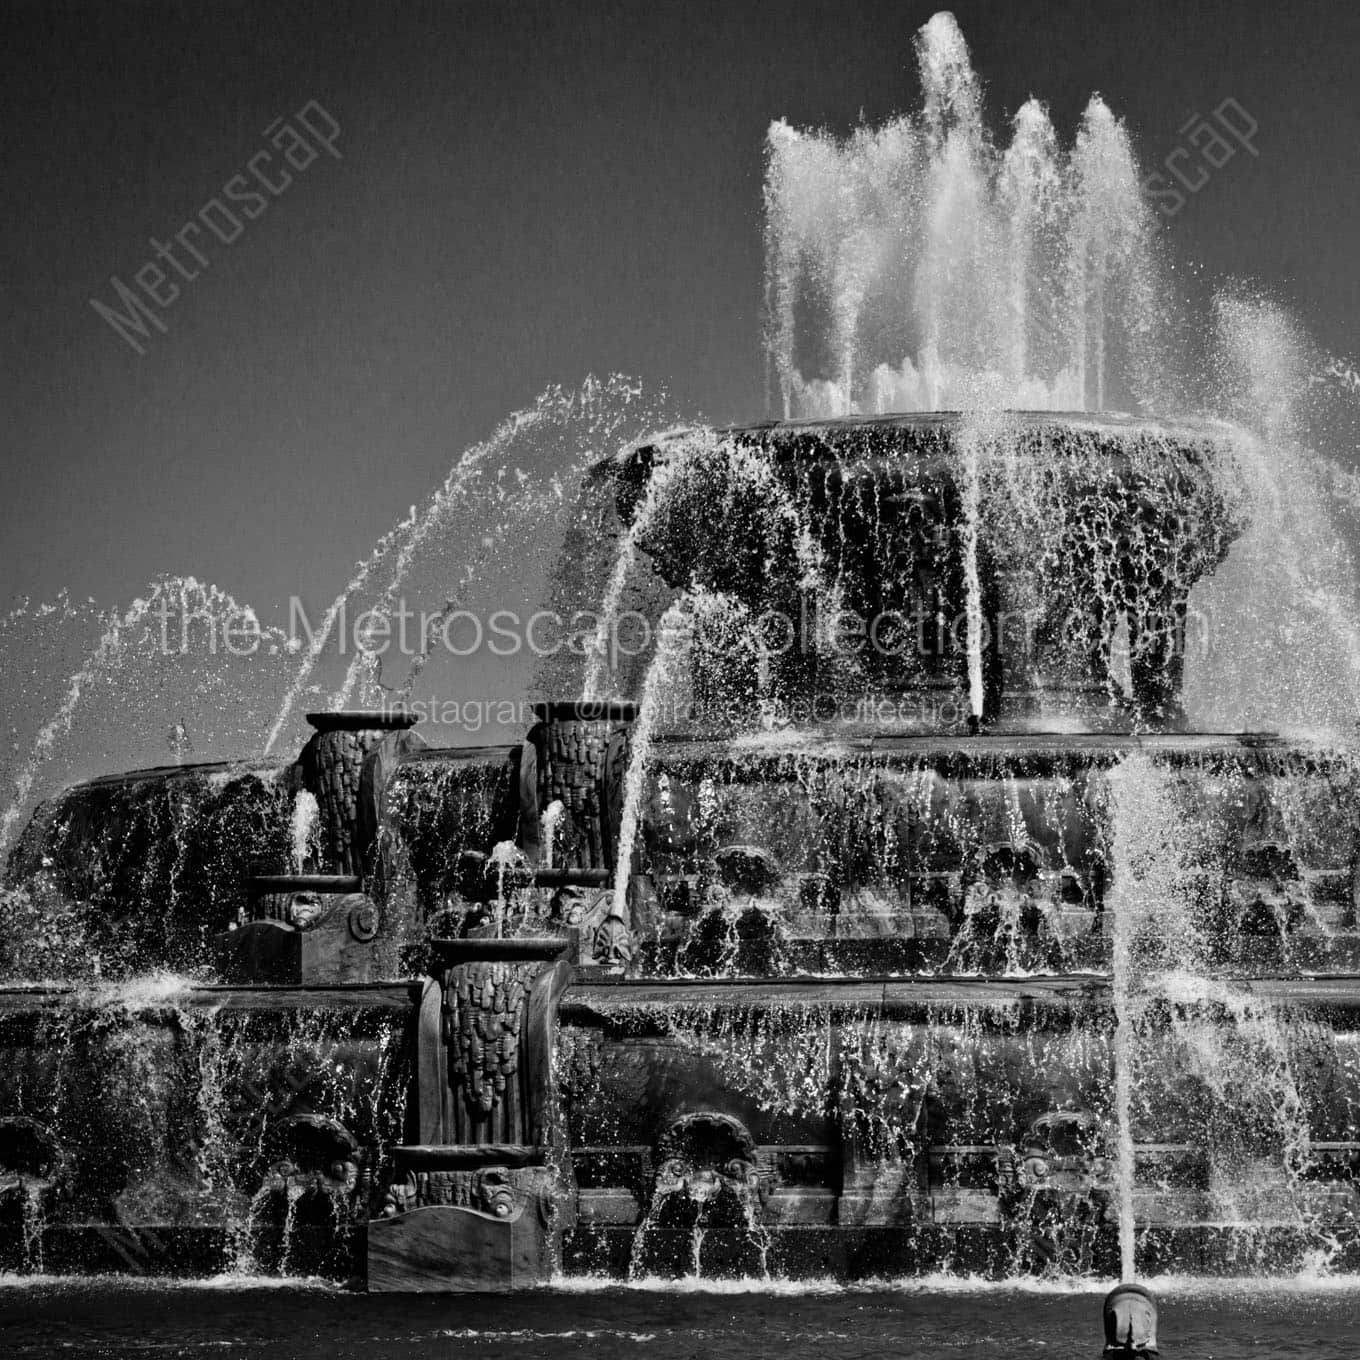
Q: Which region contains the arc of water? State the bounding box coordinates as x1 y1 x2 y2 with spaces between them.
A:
398 472 572 701
584 434 825 703
609 599 693 920
263 504 420 755
330 376 674 714
330 411 548 712
0 578 271 865
999 100 1060 394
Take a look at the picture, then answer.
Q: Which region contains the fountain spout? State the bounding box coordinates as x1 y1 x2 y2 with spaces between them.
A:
1102 1283 1159 1354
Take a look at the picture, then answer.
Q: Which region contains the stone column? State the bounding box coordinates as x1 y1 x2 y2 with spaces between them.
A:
521 702 637 874
299 710 420 878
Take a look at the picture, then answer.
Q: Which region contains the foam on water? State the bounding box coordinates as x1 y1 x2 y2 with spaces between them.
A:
551 1269 1360 1296
0 1272 339 1290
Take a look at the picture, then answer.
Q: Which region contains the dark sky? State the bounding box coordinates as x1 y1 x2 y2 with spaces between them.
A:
2 0 1358 619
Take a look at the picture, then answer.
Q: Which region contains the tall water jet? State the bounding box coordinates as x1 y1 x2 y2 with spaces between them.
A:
609 597 693 919
765 11 1166 417
1106 753 1193 1279
1064 97 1158 414
998 100 1061 397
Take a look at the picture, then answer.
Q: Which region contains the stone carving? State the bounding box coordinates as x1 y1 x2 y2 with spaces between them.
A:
218 888 384 985
248 1115 368 1276
217 710 420 985
0 1118 69 1192
947 843 1094 972
712 844 783 897
1229 841 1308 936
260 1114 362 1211
444 960 531 1123
0 1117 69 1268
514 701 641 968
347 899 380 943
426 938 574 1150
299 710 420 877
654 1113 765 1207
998 1111 1115 1273
521 702 635 874
1005 1111 1115 1200
380 1165 553 1218
547 886 636 968
368 939 574 1291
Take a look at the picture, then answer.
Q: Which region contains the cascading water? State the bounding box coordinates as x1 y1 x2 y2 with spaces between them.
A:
581 429 824 705
0 578 290 866
8 3 1360 1303
763 12 1161 418
289 791 320 873
610 598 693 919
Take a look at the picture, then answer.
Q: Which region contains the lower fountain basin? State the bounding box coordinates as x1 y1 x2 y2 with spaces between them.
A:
0 968 1357 1281
4 722 1359 1284
0 984 411 1277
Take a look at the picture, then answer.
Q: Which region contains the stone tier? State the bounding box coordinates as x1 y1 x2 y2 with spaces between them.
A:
2 975 1358 1282
589 412 1246 732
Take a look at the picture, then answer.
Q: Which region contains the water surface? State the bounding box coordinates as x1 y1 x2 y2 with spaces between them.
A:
3 1277 1358 1359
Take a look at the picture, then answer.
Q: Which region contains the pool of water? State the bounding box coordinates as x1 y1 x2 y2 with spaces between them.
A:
3 1277 1358 1358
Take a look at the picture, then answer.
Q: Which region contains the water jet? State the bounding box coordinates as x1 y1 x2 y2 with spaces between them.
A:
1103 1282 1159 1353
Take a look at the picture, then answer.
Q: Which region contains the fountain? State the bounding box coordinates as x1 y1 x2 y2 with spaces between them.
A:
4 10 1360 1301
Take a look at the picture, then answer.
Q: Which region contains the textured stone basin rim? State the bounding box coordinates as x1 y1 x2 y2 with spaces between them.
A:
304 710 420 731
609 408 1241 462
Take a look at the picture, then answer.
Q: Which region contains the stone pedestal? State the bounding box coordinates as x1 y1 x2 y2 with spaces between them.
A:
518 702 640 967
367 938 575 1291
520 702 636 872
300 709 420 876
214 886 380 984
216 711 420 985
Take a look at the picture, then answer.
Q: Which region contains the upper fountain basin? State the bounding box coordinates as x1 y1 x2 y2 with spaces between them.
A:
587 411 1249 735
